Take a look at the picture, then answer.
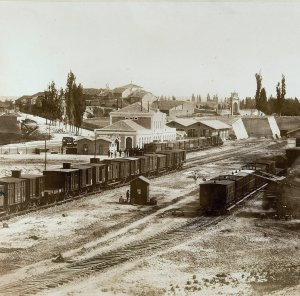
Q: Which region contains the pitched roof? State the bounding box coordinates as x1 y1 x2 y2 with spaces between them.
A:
111 102 155 114
118 83 143 89
77 136 113 143
168 118 198 127
100 119 146 132
152 100 191 111
198 119 231 130
135 175 150 184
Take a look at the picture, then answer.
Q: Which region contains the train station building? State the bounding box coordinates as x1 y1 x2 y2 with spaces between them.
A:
94 102 176 151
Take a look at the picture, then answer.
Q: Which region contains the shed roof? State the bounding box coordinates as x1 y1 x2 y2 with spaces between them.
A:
0 177 26 183
198 119 231 130
100 119 146 132
168 118 198 127
133 175 150 184
77 136 113 143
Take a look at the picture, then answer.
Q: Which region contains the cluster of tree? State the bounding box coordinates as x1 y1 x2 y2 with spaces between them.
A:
191 94 202 102
254 72 289 116
206 93 219 102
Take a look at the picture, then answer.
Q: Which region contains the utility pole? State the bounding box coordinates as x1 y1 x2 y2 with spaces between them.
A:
44 135 47 170
94 130 97 158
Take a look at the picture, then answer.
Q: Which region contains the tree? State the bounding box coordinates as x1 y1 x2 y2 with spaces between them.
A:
255 72 262 110
191 94 195 102
207 93 210 101
259 88 267 114
276 74 286 116
64 71 85 134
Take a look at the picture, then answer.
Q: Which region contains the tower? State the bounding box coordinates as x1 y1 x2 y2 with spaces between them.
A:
230 92 240 115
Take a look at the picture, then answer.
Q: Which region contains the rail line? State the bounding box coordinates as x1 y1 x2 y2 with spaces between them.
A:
0 140 272 295
0 140 270 222
0 215 224 296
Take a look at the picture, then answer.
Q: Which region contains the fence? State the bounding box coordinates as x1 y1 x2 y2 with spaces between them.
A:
0 145 62 155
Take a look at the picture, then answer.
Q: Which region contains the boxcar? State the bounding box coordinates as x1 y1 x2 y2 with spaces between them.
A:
0 177 27 211
102 159 120 181
200 180 235 214
43 163 79 195
87 158 107 187
104 159 130 181
156 154 167 172
21 174 45 205
73 164 93 190
239 169 256 191
138 156 150 175
124 157 140 177
144 154 158 173
158 151 173 169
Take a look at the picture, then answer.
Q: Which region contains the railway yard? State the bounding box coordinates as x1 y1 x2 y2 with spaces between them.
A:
0 138 299 296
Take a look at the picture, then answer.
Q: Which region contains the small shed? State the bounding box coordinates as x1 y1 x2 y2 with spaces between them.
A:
130 176 150 205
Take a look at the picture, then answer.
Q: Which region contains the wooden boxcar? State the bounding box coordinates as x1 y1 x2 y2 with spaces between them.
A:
200 180 235 214
0 177 27 211
124 157 140 177
138 156 150 175
88 158 107 187
144 154 158 173
158 151 173 169
73 165 93 190
102 159 120 181
43 163 79 194
156 154 167 172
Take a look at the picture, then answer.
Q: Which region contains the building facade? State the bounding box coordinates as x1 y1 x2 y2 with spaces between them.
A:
95 102 176 149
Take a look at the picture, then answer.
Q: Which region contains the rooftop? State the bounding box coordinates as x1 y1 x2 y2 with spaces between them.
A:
152 100 192 111
99 119 146 132
168 118 197 127
198 119 231 130
111 102 155 114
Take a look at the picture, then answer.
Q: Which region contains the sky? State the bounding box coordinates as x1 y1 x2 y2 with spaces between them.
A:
0 1 300 99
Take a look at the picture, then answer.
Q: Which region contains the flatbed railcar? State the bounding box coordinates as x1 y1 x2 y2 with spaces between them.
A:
0 149 186 215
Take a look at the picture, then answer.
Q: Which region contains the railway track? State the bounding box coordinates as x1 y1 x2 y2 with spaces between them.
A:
0 139 270 222
0 140 273 295
0 215 224 296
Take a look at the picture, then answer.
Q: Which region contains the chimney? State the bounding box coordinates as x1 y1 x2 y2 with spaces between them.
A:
90 158 100 163
63 163 71 169
148 101 150 112
12 170 21 178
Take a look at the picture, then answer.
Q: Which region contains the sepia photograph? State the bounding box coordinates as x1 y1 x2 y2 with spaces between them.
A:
0 1 299 295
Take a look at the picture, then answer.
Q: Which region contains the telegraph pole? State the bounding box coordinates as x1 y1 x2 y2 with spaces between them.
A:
94 130 97 158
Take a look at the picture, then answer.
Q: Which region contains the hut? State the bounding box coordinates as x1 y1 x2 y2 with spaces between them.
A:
130 176 150 205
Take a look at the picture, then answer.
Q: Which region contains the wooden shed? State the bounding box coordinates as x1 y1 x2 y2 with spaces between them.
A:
130 176 150 205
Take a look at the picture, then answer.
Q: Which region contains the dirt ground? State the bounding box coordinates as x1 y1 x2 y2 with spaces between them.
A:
0 138 299 296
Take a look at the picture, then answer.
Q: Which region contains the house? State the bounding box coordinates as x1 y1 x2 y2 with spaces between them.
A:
95 102 176 150
77 136 116 155
151 100 195 118
167 118 230 140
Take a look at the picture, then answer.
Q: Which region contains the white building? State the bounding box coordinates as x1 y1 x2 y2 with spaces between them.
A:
95 102 176 150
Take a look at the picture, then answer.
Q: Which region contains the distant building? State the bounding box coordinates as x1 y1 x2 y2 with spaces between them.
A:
95 102 176 150
0 101 11 112
77 136 116 155
167 118 230 141
0 114 22 144
151 100 195 118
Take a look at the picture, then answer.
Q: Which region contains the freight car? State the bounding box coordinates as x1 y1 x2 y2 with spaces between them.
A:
144 135 222 154
0 149 186 214
200 159 284 215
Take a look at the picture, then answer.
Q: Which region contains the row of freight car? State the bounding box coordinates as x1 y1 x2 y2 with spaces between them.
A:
0 149 186 213
143 135 222 153
199 158 285 215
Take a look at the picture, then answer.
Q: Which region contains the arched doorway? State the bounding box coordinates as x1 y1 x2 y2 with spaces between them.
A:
115 139 120 151
233 102 238 114
126 137 133 149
